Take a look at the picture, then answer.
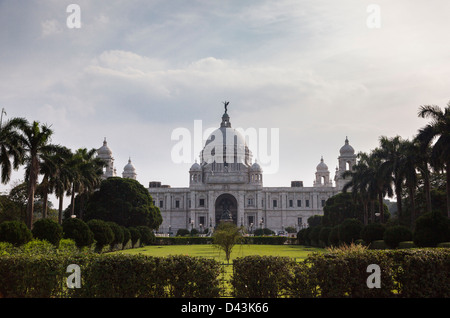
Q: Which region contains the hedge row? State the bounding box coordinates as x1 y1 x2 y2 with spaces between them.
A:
153 236 289 245
232 248 450 298
0 253 223 298
2 247 449 298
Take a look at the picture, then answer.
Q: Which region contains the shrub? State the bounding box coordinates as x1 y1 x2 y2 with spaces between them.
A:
20 239 56 255
253 228 275 236
121 226 131 248
361 223 385 245
128 227 141 247
31 218 63 246
398 241 416 249
137 226 155 245
87 219 114 251
309 226 322 247
107 222 124 249
308 244 395 297
413 212 450 247
0 241 17 255
338 218 363 245
319 227 332 247
176 228 190 236
62 218 94 248
58 238 78 253
370 240 387 249
383 225 412 249
0 221 32 246
328 226 340 246
232 256 293 298
296 228 308 245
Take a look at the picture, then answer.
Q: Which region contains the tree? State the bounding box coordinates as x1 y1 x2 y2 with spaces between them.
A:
84 177 162 229
19 121 61 229
417 102 450 217
0 117 27 184
67 148 105 218
52 148 75 224
213 222 242 263
376 136 405 220
35 146 71 219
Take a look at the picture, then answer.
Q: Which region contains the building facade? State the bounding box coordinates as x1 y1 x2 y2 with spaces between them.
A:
97 107 356 234
145 108 356 234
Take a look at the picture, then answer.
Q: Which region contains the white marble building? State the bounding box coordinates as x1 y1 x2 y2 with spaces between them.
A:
143 108 357 234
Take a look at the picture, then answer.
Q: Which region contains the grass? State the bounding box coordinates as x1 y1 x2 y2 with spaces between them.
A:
114 244 324 263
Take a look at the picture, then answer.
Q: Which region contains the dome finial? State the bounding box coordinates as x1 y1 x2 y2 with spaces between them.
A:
220 101 231 128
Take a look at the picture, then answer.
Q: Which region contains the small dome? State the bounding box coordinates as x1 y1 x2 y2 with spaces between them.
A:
190 160 201 171
97 138 112 157
251 161 262 171
340 137 355 156
316 157 328 171
123 158 136 172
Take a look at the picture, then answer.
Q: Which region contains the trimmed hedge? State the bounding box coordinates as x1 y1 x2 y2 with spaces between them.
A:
231 248 450 298
231 255 293 298
0 253 223 298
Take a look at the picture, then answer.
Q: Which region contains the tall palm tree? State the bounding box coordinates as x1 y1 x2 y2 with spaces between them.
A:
343 152 373 225
19 121 61 229
417 102 450 217
400 139 420 227
37 146 72 219
375 136 405 220
68 148 105 218
0 117 28 184
53 148 75 224
413 134 433 215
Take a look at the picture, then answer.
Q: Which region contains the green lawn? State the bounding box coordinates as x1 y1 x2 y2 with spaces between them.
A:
115 244 324 263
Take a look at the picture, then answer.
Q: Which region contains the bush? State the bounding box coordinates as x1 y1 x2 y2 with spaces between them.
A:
0 221 32 246
58 238 78 253
319 227 332 247
176 229 190 236
309 226 322 247
328 226 340 246
253 228 275 236
370 240 387 249
137 226 155 245
20 239 56 255
383 225 412 249
62 218 94 248
121 226 131 248
413 212 450 247
338 218 363 245
296 228 308 245
31 219 63 246
107 222 124 249
232 256 293 298
361 223 385 245
87 219 114 251
128 227 141 247
307 246 396 297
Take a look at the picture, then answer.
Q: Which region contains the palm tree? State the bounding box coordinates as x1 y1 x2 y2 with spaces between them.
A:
343 152 373 225
67 148 105 218
400 139 420 227
37 146 72 219
0 117 28 184
19 121 61 229
417 102 450 217
375 136 405 220
53 148 75 224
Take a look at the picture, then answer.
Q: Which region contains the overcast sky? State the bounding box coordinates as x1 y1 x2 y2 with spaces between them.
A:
1 1 450 205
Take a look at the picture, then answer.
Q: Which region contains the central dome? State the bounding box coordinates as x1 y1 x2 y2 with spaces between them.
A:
200 109 252 166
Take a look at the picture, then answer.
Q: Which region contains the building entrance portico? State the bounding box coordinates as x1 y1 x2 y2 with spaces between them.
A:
215 193 238 226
